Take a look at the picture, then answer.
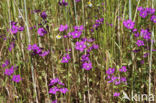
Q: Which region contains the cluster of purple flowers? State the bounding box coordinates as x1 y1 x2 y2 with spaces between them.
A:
58 24 98 71
91 18 104 32
63 25 84 39
27 44 49 57
106 66 128 97
49 78 68 103
9 21 24 34
137 7 155 22
2 61 21 83
37 28 47 36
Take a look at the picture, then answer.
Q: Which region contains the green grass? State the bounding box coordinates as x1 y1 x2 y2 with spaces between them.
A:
0 0 156 103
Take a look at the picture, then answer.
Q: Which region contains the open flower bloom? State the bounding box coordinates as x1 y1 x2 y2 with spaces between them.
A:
12 75 22 83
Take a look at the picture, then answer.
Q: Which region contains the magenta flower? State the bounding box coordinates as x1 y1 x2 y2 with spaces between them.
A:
120 77 127 82
106 68 115 75
59 88 68 94
72 31 82 39
61 53 71 63
52 100 57 103
139 10 148 18
113 92 120 97
4 67 14 76
10 21 17 26
82 62 92 70
81 54 90 62
146 8 155 14
18 26 24 31
39 50 49 57
12 75 21 83
59 24 68 32
115 80 121 85
92 44 99 49
134 32 140 38
59 0 68 6
74 25 84 31
75 41 86 52
40 11 47 19
49 87 59 94
119 66 127 72
140 29 151 40
37 28 47 36
10 25 18 34
2 60 10 68
136 40 144 47
151 15 156 23
123 19 135 29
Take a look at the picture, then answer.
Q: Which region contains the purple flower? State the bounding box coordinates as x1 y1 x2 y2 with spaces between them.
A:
143 53 149 58
139 10 148 18
113 92 120 97
74 25 84 31
52 100 57 103
137 7 144 11
39 50 49 57
132 28 137 32
140 29 151 40
111 76 118 81
92 44 99 49
123 19 135 29
72 31 82 39
18 26 24 31
59 0 68 6
10 25 18 34
40 11 47 19
87 38 95 42
12 75 21 83
115 80 121 85
136 40 144 47
146 8 155 14
49 78 60 86
37 28 47 36
75 41 86 52
120 77 127 82
10 21 17 26
82 62 92 70
81 54 90 62
59 88 68 94
151 15 156 23
49 87 59 94
2 60 10 68
134 32 140 38
61 53 71 63
59 24 68 32
106 68 115 75
119 66 127 72
4 67 14 76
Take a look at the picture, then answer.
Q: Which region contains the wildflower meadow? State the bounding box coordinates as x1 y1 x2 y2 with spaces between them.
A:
0 0 156 103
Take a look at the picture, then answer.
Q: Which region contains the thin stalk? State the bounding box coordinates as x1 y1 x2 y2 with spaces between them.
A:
149 1 154 102
23 0 38 103
73 0 78 25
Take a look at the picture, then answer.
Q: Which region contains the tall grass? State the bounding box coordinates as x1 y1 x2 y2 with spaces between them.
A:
0 0 156 103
